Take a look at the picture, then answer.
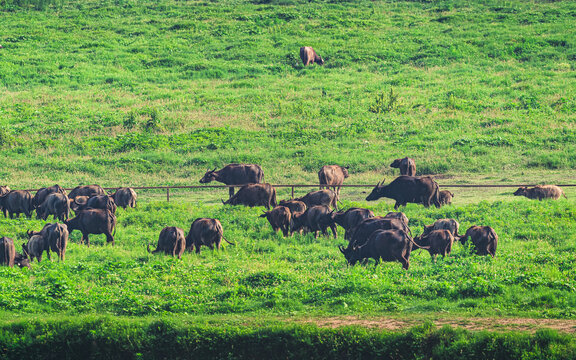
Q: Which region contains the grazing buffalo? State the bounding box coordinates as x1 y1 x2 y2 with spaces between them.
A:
384 212 409 227
294 189 338 210
68 184 106 199
460 225 498 257
27 223 69 261
65 209 116 246
339 229 418 270
345 216 410 246
390 157 416 177
260 206 292 237
223 183 277 210
185 218 233 254
300 46 324 66
292 205 337 239
439 190 454 206
1 237 30 268
36 192 70 221
78 195 117 214
318 165 349 199
199 163 264 198
32 184 66 209
414 229 454 262
365 176 440 210
419 218 460 238
148 227 186 259
278 200 307 214
111 187 137 209
514 185 567 200
330 208 374 231
22 235 46 263
0 190 33 218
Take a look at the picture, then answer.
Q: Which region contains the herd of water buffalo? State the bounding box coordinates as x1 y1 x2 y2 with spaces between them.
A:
0 160 568 270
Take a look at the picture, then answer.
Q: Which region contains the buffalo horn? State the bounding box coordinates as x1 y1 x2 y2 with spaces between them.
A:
338 245 345 254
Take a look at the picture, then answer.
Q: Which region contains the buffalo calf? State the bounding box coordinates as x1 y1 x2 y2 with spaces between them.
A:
260 206 292 236
514 185 566 200
415 229 454 262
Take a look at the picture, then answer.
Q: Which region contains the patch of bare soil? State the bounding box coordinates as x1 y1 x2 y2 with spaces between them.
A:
293 316 576 334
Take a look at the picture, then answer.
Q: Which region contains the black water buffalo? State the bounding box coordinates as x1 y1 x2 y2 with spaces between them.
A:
111 187 137 209
199 163 264 198
439 190 454 206
223 183 276 210
414 229 454 262
419 218 460 238
1 237 30 268
79 195 117 214
459 225 498 257
148 227 186 259
36 192 70 221
345 216 410 246
514 185 566 200
318 165 349 199
300 46 324 66
70 196 89 213
330 208 374 232
390 157 416 176
339 229 417 270
365 176 440 209
32 184 66 209
260 206 292 237
185 218 233 254
0 190 33 218
294 189 338 210
27 223 69 261
68 184 106 199
22 235 46 262
65 209 116 246
292 205 336 239
278 200 307 214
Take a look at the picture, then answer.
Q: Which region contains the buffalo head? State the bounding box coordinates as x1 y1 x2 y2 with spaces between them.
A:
338 245 359 266
513 187 528 196
365 181 385 201
199 168 217 184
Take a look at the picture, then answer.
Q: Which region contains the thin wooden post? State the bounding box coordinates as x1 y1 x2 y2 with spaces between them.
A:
167 187 170 202
291 186 294 199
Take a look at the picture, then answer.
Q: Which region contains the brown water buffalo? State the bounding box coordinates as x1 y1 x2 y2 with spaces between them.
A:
1 237 30 268
339 229 419 270
514 185 567 200
199 163 264 198
390 157 416 176
147 227 186 259
223 183 276 210
294 189 338 210
65 209 116 246
384 212 409 227
414 229 454 262
68 184 106 199
185 218 233 254
439 190 454 206
330 208 374 232
345 216 410 247
27 223 69 261
419 218 460 238
32 184 66 209
22 235 46 262
318 165 349 199
111 187 137 209
300 46 324 66
0 190 33 218
260 206 292 237
0 186 10 196
459 225 498 257
36 192 70 221
70 196 89 213
278 200 307 214
366 176 440 209
78 195 117 214
291 205 336 239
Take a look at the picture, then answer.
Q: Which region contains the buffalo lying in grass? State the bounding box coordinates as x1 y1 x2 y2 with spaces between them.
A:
223 183 277 210
513 185 566 200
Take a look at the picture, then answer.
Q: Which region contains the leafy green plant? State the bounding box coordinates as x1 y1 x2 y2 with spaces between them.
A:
369 88 400 114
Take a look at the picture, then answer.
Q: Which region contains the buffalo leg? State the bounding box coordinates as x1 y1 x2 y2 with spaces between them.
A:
228 187 235 199
105 232 114 246
330 225 337 239
83 233 89 247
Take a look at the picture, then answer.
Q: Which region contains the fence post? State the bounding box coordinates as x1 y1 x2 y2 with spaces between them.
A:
291 186 294 199
167 187 170 202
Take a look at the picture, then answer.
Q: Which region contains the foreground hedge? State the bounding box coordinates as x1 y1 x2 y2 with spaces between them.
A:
0 317 574 360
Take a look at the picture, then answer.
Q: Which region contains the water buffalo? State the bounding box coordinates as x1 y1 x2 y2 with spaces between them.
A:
439 190 454 206
294 189 338 210
185 218 233 254
318 165 349 199
147 227 186 259
78 195 117 214
390 157 416 176
223 183 277 210
111 187 137 209
0 190 33 218
278 200 307 214
513 185 567 200
36 192 70 221
260 206 292 237
65 209 116 246
1 237 30 268
70 196 89 213
0 186 10 196
292 205 337 239
365 176 440 210
345 216 410 246
199 163 264 198
27 223 69 261
68 184 106 199
419 218 460 238
330 208 374 231
22 235 47 262
339 229 419 270
384 212 409 227
32 184 67 209
300 46 324 66
414 229 454 262
460 225 498 257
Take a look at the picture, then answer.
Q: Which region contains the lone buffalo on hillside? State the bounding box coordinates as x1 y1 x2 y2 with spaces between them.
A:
513 185 566 200
148 227 186 259
459 225 498 257
223 183 277 210
318 165 349 199
199 164 264 198
390 157 416 177
366 176 440 209
300 46 324 66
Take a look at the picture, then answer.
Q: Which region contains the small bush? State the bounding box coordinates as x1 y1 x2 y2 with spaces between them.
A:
369 88 400 114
